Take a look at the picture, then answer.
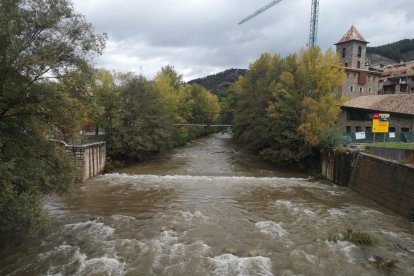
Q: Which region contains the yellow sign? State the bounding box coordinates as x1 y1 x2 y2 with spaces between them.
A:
372 113 390 133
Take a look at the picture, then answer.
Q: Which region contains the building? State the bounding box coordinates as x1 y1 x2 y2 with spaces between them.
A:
338 94 414 134
334 26 381 99
379 61 414 94
334 26 414 135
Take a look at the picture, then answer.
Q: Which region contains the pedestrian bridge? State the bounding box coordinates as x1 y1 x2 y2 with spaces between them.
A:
173 124 233 127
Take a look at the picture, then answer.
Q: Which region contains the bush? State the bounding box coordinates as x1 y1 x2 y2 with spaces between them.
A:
319 127 342 153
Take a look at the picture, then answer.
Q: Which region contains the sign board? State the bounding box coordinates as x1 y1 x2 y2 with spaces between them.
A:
355 132 366 140
372 113 390 133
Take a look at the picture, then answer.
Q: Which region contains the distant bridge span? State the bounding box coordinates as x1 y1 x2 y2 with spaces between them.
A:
173 124 233 127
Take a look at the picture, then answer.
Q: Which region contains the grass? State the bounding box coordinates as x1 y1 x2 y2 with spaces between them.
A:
328 228 378 246
368 142 414 150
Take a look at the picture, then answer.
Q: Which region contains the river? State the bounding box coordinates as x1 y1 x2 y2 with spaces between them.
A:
1 133 413 275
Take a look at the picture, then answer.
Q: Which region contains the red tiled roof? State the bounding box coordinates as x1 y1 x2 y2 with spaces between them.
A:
335 25 368 44
342 94 414 116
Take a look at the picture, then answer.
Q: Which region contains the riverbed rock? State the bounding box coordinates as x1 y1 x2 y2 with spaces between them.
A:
223 247 238 255
89 216 104 222
248 249 259 257
369 255 399 271
193 211 203 218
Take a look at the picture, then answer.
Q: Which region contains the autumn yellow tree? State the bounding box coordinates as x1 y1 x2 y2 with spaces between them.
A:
230 48 345 164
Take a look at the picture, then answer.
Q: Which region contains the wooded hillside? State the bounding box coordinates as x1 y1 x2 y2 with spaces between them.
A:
188 69 247 98
367 39 414 62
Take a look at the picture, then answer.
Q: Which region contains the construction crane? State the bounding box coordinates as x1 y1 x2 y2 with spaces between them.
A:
238 0 320 48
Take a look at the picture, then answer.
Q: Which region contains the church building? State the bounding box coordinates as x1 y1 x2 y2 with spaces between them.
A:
334 26 381 99
334 26 414 136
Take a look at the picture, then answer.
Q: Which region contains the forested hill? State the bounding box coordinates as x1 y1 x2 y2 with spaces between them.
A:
367 38 414 63
188 68 247 98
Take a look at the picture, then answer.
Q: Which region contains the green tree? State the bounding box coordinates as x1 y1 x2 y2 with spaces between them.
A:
185 84 220 125
0 0 105 236
104 74 175 161
155 66 184 123
87 69 117 135
232 48 345 165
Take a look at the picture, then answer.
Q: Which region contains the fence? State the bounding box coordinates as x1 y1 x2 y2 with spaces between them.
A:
342 132 412 145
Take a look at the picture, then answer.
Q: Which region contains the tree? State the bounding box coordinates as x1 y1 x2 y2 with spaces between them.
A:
104 74 176 161
87 69 117 134
0 0 105 236
232 48 345 164
185 84 220 124
155 66 184 123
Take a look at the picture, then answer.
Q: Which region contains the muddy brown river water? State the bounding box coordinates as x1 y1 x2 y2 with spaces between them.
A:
1 133 413 275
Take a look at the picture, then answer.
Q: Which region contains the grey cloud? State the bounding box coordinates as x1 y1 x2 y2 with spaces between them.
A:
72 0 414 81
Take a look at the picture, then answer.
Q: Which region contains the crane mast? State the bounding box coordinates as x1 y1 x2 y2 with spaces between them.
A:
238 0 320 48
308 0 319 48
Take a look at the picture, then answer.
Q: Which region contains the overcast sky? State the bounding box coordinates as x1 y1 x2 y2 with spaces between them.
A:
72 0 414 81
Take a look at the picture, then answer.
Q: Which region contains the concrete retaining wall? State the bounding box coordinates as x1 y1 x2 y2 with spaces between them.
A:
66 142 106 182
322 149 414 219
365 146 414 164
349 152 414 218
321 149 359 186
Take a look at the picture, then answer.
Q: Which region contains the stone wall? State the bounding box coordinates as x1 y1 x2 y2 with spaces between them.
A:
349 152 414 218
337 41 367 69
66 142 106 182
335 70 380 99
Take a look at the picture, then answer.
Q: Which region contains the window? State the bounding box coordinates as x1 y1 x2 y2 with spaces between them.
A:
357 61 361 68
368 88 372 93
345 63 348 67
347 110 371 121
355 126 362 132
342 48 346 58
365 127 372 132
357 46 362 57
401 127 410 133
389 127 396 132
359 87 363 93
346 126 352 133
350 86 354 92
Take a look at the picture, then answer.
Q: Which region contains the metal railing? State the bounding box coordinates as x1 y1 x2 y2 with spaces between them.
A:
342 132 412 145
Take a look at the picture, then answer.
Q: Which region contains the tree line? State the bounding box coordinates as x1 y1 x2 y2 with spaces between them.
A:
0 0 219 237
91 67 220 163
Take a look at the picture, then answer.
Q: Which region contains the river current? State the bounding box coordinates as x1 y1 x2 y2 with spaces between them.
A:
1 133 413 275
